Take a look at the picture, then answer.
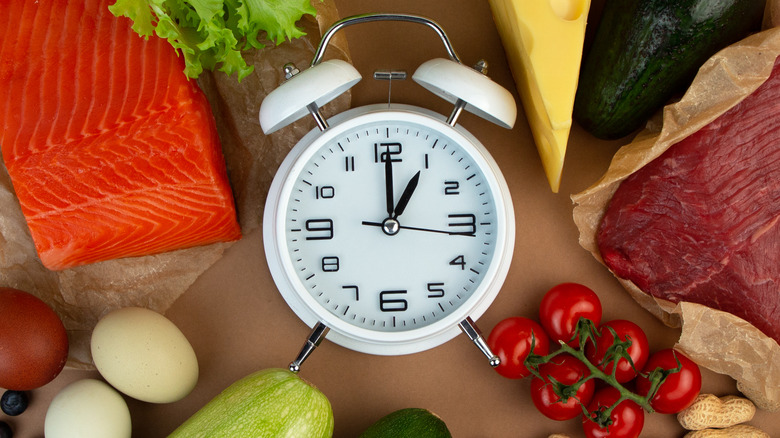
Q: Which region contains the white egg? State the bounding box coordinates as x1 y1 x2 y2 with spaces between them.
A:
44 378 131 438
91 307 199 403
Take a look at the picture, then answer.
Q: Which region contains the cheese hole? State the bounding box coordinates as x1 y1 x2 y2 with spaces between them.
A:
549 0 587 21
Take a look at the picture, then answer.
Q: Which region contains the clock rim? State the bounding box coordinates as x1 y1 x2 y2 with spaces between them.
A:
263 104 515 355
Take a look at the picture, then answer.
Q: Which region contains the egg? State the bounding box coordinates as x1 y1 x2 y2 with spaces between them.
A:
44 378 131 438
0 287 69 390
90 307 198 403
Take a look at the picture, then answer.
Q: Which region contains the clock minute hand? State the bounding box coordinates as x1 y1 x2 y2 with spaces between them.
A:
399 223 474 236
392 171 421 219
361 221 475 237
384 153 394 217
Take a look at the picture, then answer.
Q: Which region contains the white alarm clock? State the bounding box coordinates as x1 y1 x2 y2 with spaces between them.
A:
260 13 517 371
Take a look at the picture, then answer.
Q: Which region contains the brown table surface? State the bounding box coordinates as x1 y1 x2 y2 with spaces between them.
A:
5 0 779 437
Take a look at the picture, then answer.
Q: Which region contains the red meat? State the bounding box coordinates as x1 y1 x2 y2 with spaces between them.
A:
597 57 780 345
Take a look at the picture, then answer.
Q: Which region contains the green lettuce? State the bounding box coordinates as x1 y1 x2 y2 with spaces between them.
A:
109 0 317 80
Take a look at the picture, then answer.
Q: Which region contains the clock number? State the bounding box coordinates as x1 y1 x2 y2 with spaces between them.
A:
344 156 355 172
379 290 408 312
374 142 403 163
449 255 466 270
321 256 339 272
342 285 359 300
315 185 335 199
448 214 477 236
427 282 445 298
305 218 333 240
444 181 460 195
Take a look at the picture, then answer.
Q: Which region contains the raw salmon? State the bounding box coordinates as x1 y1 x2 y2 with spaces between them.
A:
0 0 241 271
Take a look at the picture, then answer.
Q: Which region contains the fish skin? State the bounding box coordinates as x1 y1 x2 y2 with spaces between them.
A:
0 0 241 271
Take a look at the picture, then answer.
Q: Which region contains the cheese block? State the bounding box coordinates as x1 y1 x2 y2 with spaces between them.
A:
488 0 590 192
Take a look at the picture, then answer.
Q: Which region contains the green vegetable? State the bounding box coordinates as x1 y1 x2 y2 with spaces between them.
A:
109 0 317 80
359 408 452 438
168 368 334 438
573 0 764 140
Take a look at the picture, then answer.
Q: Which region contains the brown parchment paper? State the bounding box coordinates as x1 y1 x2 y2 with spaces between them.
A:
0 1 351 369
571 23 780 410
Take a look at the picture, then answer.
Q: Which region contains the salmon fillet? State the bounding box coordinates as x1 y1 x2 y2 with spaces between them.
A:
0 0 241 271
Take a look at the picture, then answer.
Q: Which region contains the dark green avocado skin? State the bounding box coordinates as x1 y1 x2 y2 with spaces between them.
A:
574 0 765 140
358 408 452 438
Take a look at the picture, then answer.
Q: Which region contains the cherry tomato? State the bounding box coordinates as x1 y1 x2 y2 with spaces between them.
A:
530 353 596 420
539 283 602 346
585 320 649 383
582 386 644 438
487 316 550 379
635 349 701 414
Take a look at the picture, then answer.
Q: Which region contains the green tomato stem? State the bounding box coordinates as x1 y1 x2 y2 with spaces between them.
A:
537 343 655 413
524 318 677 429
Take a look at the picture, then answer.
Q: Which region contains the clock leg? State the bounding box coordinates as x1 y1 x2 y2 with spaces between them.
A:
459 317 500 368
289 321 330 373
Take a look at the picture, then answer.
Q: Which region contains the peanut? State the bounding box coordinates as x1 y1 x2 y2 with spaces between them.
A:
683 424 769 438
677 394 756 430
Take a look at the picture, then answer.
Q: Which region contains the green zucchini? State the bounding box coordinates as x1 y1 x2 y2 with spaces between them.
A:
167 368 333 438
573 0 764 140
358 408 452 438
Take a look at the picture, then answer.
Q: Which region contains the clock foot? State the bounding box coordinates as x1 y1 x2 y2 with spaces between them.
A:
289 321 330 373
459 317 501 368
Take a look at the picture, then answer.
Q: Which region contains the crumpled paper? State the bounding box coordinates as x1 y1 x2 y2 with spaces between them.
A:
197 6 351 234
571 22 780 410
0 1 351 369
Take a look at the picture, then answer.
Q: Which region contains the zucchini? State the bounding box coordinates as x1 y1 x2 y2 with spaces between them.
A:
168 368 333 438
573 0 764 140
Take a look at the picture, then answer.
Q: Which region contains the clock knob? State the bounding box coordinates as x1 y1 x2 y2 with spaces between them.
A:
412 58 517 129
259 59 362 134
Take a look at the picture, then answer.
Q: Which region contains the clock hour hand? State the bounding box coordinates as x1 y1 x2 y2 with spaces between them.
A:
392 171 420 219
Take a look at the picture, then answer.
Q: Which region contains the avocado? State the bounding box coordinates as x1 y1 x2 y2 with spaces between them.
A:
359 408 452 438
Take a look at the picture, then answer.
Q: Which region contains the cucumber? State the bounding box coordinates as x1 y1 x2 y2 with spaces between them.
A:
167 368 333 438
358 408 452 438
573 0 764 140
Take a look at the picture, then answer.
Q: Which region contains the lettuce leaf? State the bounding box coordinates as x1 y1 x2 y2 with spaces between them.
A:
109 0 317 80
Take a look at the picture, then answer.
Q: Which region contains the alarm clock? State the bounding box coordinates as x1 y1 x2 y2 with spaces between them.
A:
259 13 517 372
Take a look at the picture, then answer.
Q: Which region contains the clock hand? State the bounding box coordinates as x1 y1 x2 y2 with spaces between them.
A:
361 220 475 237
384 152 394 217
392 170 421 219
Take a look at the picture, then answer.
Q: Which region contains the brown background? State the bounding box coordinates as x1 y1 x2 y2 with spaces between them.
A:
5 0 779 437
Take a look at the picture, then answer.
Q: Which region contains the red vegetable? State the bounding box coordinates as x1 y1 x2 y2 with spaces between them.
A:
539 283 602 346
586 320 649 383
530 353 595 421
487 316 550 379
582 387 644 438
0 287 69 390
635 349 701 414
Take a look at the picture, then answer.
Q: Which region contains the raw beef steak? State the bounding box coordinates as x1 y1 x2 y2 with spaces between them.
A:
597 57 780 345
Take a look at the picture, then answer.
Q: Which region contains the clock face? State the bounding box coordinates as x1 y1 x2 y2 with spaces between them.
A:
265 105 513 354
